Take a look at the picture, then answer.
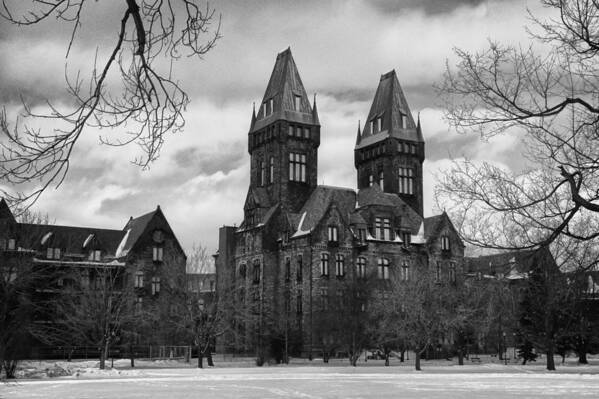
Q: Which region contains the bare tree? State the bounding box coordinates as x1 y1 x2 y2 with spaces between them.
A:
437 0 599 252
0 1 221 209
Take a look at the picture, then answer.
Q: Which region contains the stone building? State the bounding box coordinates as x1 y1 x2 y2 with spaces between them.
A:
0 198 187 353
215 48 465 359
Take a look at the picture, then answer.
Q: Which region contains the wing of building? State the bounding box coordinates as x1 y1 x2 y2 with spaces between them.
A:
215 48 465 359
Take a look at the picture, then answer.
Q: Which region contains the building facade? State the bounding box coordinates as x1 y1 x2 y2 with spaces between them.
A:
215 49 465 359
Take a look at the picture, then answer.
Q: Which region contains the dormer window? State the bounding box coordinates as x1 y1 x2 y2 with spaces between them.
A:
401 113 407 129
153 247 164 262
294 94 301 111
47 247 61 260
375 217 392 241
89 250 102 261
371 116 382 133
441 236 450 251
7 239 16 250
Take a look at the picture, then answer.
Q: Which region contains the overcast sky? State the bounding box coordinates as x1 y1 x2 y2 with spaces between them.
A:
0 0 548 252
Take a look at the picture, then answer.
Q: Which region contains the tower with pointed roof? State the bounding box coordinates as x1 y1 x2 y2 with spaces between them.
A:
354 70 425 216
245 48 321 222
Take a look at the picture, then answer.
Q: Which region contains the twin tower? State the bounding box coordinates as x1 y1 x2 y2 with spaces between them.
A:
246 48 424 217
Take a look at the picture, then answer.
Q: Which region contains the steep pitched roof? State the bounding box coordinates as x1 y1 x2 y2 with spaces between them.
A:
356 70 423 149
0 198 16 223
292 185 356 237
357 185 422 233
251 48 318 132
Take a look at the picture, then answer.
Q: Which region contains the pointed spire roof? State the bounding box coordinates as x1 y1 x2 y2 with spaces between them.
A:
250 102 257 131
356 69 423 149
355 120 362 145
251 48 318 133
312 93 320 125
0 198 16 223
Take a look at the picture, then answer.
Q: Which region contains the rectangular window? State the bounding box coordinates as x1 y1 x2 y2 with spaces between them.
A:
47 247 53 259
375 217 392 241
401 260 410 281
81 270 89 288
377 258 390 280
401 114 407 129
285 257 291 282
294 94 301 111
356 257 366 278
134 271 144 288
269 157 274 183
327 226 338 242
260 160 266 186
135 297 143 314
335 254 345 277
401 231 411 247
378 171 384 190
398 167 415 195
411 144 417 154
151 276 161 295
296 290 303 314
296 255 303 281
153 247 163 262
368 174 374 187
89 250 102 261
253 259 261 284
7 239 16 250
449 262 457 283
303 128 310 139
289 152 307 182
320 288 328 311
288 125 294 136
320 253 329 277
441 236 451 251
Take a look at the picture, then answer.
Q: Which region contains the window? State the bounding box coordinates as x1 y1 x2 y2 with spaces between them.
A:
411 144 417 154
294 94 301 111
269 157 274 183
135 297 143 314
398 167 414 195
356 257 366 278
7 239 16 250
134 271 144 288
441 236 451 251
288 125 294 136
375 217 392 240
253 259 261 283
368 174 374 187
239 263 247 278
303 127 310 139
449 262 457 283
401 114 407 129
401 231 411 247
57 278 64 287
335 254 345 277
260 160 266 186
81 270 89 288
371 116 382 133
296 290 303 314
320 253 329 277
264 98 273 117
436 262 441 282
296 255 303 281
377 258 390 280
285 257 291 282
89 250 101 261
153 247 163 262
401 260 410 281
151 276 161 295
378 170 384 190
47 247 61 259
289 152 307 182
327 226 338 242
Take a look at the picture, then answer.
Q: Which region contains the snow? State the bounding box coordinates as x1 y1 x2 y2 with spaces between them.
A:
3 358 599 399
114 229 131 258
291 212 310 238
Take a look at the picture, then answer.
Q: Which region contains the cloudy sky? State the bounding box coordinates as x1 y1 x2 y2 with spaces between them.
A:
0 0 549 252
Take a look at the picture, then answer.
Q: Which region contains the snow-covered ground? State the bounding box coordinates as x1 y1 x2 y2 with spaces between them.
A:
2 359 599 398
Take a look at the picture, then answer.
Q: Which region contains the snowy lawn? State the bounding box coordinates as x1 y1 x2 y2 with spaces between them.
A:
2 358 599 398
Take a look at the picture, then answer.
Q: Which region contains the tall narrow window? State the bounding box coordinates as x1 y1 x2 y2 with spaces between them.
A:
401 231 411 247
398 167 414 195
303 128 310 139
151 276 161 295
239 263 247 278
288 125 294 136
449 262 457 283
296 290 303 314
153 247 163 262
401 114 407 129
135 297 143 314
269 157 274 183
320 288 328 311
441 236 451 251
294 94 301 110
134 271 144 288
253 259 261 284
260 160 266 186
320 253 329 277
327 226 338 242
285 257 291 282
356 257 366 278
377 258 390 280
378 170 384 190
368 174 374 187
401 260 410 281
335 254 345 277
296 255 303 281
289 152 306 182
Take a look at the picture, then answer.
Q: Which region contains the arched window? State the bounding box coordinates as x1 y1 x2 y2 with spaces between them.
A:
269 157 274 183
320 253 329 277
335 254 345 277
